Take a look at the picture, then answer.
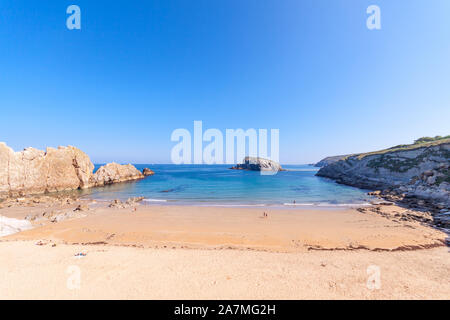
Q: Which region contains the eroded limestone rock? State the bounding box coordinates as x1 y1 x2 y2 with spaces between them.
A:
90 163 144 187
230 157 284 172
0 142 144 198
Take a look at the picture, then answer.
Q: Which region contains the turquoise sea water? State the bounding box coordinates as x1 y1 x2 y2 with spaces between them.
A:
79 164 372 207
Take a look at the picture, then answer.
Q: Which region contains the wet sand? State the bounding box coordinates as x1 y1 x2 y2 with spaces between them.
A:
3 205 448 251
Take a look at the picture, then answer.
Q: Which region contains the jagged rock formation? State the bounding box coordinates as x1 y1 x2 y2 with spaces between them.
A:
109 197 145 209
230 157 284 172
0 142 144 198
316 138 450 209
89 163 143 187
314 155 350 168
142 168 155 176
0 143 94 198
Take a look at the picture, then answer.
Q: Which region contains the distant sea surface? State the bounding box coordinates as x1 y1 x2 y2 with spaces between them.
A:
80 164 372 207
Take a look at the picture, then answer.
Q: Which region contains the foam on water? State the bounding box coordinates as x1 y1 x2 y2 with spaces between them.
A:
283 202 371 207
0 216 32 237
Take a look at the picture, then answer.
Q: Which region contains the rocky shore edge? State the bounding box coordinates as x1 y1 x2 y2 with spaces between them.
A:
0 193 147 225
0 142 154 199
365 189 450 230
315 137 450 229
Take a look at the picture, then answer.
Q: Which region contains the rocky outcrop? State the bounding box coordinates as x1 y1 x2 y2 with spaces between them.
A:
109 197 145 209
0 142 144 199
316 139 450 209
89 163 144 187
314 155 349 168
0 143 94 198
142 168 155 176
230 157 284 172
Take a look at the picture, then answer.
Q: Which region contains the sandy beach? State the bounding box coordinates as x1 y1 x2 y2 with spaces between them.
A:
1 200 449 299
2 0 449 303
0 241 449 300
3 204 448 252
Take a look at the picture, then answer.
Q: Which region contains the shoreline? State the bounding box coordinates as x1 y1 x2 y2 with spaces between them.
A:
90 198 375 209
2 199 447 252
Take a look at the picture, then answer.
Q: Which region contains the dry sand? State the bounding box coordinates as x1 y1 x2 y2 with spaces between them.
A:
0 203 449 299
0 241 449 299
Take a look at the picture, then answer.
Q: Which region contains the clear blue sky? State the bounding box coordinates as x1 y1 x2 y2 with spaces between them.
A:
0 0 449 164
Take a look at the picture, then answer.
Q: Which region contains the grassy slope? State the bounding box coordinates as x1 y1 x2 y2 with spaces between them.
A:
342 136 450 161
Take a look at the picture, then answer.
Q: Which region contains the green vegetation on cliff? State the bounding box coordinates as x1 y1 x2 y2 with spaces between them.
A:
435 168 450 186
366 147 450 173
342 136 450 161
413 135 450 144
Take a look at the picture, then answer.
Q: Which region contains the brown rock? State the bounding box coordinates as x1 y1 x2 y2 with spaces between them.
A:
142 168 155 176
74 204 89 212
109 197 144 209
0 142 143 199
0 143 10 196
89 163 144 187
109 199 122 208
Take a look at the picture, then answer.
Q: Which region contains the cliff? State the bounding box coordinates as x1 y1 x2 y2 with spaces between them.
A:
230 157 284 172
316 138 450 208
314 155 350 168
0 142 144 199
